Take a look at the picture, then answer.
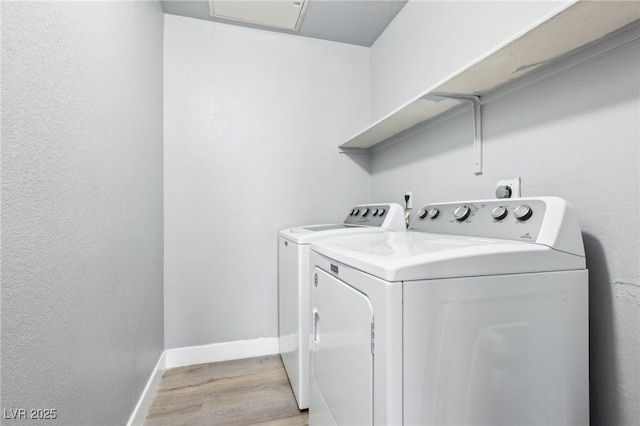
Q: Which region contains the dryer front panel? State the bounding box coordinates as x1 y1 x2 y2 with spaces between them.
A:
311 267 373 426
403 270 589 425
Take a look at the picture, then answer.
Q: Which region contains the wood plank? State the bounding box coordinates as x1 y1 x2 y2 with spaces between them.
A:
145 355 308 426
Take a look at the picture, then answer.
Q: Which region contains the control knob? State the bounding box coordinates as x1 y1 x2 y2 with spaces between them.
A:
372 208 379 216
491 206 508 221
428 208 440 219
514 204 533 221
353 208 360 215
453 205 471 222
361 208 370 216
378 208 386 216
417 208 428 219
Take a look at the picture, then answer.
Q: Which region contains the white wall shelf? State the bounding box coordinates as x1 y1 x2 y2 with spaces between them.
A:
339 1 640 158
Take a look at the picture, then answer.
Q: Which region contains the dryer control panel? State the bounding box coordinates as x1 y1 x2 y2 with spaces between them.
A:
409 197 584 257
343 203 404 231
411 199 546 241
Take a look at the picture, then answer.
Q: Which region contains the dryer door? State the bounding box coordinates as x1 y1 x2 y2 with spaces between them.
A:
311 267 374 426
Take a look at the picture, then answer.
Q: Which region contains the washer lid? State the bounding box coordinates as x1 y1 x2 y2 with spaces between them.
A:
280 224 384 244
311 231 585 282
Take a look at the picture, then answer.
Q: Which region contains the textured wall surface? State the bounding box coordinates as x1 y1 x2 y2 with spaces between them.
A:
371 30 640 426
370 0 569 120
164 15 371 349
1 1 164 424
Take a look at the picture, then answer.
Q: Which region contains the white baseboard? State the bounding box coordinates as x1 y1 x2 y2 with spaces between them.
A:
165 337 279 369
127 351 166 426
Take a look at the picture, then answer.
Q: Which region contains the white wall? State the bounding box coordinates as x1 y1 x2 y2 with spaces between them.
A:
370 0 570 120
164 15 371 349
1 1 164 424
371 19 639 426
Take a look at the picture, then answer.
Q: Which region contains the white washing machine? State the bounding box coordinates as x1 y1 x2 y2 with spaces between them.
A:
279 203 404 410
309 197 589 425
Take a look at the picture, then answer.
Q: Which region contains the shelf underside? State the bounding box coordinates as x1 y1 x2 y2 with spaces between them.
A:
340 1 640 151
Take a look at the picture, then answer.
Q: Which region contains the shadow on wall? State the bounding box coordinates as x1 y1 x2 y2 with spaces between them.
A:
582 233 618 426
371 109 471 173
343 151 372 174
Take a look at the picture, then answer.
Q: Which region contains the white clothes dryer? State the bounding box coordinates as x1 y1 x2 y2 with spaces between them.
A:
279 203 404 410
309 197 588 425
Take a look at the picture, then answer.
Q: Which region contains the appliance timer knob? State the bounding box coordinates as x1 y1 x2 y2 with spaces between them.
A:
453 206 471 221
514 204 533 221
491 206 508 221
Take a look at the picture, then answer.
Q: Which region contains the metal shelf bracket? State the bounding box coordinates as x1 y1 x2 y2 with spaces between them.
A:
431 92 483 174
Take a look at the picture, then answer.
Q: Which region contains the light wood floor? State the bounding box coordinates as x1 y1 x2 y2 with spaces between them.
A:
145 355 309 426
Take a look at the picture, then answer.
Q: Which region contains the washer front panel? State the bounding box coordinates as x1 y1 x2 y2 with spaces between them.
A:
278 237 307 408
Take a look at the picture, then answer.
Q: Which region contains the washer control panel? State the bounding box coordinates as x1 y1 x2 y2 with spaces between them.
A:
343 204 394 227
409 199 547 242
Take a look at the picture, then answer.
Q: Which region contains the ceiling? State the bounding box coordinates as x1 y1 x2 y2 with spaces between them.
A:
160 1 408 47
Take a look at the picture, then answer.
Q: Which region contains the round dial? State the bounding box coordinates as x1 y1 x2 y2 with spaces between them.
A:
353 208 360 216
377 208 386 216
428 208 440 219
350 209 356 216
514 204 533 221
361 207 370 216
417 208 428 219
453 205 471 221
372 208 379 216
491 206 508 221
